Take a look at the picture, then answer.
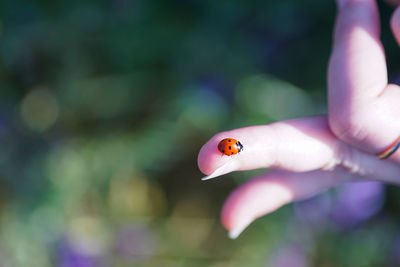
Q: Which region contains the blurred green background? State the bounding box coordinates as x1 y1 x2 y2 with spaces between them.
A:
1 0 400 266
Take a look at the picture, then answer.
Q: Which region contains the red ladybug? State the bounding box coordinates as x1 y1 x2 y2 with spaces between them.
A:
218 138 243 156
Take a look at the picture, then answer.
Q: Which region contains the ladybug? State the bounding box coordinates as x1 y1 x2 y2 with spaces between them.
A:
218 138 243 156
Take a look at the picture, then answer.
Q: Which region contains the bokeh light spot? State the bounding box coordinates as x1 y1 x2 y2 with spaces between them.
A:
20 87 59 132
237 74 313 120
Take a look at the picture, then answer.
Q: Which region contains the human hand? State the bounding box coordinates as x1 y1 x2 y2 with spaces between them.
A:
198 0 400 239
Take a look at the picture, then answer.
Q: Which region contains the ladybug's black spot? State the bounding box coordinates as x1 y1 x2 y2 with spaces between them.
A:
228 139 231 142
229 146 231 150
222 149 225 153
231 152 234 154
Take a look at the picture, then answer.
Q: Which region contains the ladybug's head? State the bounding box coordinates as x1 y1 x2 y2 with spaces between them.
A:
236 141 243 152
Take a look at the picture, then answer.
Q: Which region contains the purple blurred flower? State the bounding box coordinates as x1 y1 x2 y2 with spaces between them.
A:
57 238 105 267
268 244 309 267
389 72 400 86
197 76 231 99
115 224 157 262
331 181 385 229
393 235 400 264
294 193 331 227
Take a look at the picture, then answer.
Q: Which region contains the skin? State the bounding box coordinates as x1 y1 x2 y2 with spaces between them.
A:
197 0 400 239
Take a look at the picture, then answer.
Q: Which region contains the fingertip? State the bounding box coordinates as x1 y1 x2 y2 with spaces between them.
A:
198 135 227 175
221 184 242 231
197 142 213 175
201 161 240 181
221 176 294 238
197 132 243 176
228 219 253 239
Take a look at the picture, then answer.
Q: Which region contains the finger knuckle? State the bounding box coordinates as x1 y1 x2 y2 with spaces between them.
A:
329 111 368 144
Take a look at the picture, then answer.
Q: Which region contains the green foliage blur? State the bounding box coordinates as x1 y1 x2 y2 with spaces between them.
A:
0 0 400 266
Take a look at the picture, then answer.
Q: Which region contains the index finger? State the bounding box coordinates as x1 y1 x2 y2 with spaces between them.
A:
198 116 339 180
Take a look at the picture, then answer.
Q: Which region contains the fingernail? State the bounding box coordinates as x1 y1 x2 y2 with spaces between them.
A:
228 219 253 239
201 161 239 181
